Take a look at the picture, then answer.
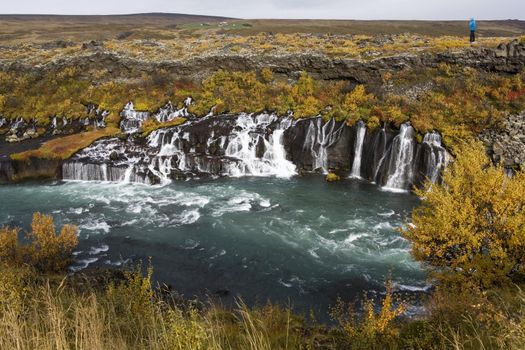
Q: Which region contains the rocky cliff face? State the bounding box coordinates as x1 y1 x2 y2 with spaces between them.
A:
481 111 525 171
2 39 524 85
0 109 107 144
1 40 524 185
54 111 448 192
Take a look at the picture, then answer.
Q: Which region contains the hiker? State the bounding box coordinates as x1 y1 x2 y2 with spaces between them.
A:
469 18 477 43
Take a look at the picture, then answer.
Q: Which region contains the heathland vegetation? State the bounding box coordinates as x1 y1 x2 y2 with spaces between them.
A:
2 65 524 148
1 141 525 349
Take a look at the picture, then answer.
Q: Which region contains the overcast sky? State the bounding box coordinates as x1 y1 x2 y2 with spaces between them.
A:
0 0 523 20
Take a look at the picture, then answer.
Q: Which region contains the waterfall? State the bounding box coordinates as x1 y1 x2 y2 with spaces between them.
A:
371 128 389 183
382 124 416 192
62 138 151 184
422 132 448 184
350 121 366 178
303 118 346 173
148 128 189 182
224 114 296 178
120 102 150 134
10 118 25 133
155 101 190 123
144 113 296 182
62 161 150 184
59 109 449 189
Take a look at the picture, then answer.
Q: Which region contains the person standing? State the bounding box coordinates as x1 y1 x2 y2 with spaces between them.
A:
469 18 477 43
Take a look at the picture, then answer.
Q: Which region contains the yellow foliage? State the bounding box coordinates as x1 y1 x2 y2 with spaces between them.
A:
366 116 381 130
386 106 408 127
331 280 406 345
403 140 525 288
344 85 374 112
0 213 78 272
326 172 341 182
260 68 274 83
107 263 155 319
0 227 20 264
27 213 78 272
165 306 208 350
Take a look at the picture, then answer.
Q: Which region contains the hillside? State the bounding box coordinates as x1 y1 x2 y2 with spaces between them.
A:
0 14 523 43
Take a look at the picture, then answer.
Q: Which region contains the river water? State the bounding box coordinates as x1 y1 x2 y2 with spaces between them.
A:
0 176 424 318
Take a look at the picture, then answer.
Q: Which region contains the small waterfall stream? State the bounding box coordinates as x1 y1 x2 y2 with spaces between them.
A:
350 121 367 178
120 102 150 134
382 124 416 192
422 132 447 183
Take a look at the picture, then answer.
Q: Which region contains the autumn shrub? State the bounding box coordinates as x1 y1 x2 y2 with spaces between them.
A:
343 84 376 124
402 140 525 288
164 305 210 350
0 212 78 272
331 281 406 348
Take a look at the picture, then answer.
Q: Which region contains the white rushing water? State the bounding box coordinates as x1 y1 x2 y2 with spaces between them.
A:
120 102 150 134
62 106 448 192
224 114 296 178
422 132 447 183
143 113 297 183
382 123 416 192
120 99 191 134
350 121 367 179
0 177 425 318
304 118 346 174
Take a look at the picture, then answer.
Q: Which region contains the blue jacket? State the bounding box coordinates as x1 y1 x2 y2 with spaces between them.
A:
470 19 477 31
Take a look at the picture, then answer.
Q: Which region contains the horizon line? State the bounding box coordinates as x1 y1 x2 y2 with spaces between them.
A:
0 12 523 21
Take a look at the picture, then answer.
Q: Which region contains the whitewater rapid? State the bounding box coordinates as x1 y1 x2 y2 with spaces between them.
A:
0 177 426 317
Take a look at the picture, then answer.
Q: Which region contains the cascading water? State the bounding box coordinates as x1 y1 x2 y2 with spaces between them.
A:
64 112 297 184
120 100 192 135
224 114 296 178
62 139 152 184
302 118 346 173
382 124 416 192
350 121 367 178
120 102 150 134
147 128 190 183
421 132 448 184
155 99 191 123
61 101 447 191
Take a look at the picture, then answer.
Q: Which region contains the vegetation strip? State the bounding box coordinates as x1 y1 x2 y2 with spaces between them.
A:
10 127 120 161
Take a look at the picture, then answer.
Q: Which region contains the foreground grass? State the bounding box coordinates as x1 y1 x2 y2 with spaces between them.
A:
2 262 525 350
2 213 525 349
10 127 120 161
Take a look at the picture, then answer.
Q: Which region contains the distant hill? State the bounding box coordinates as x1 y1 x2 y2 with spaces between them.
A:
0 12 234 22
0 13 522 44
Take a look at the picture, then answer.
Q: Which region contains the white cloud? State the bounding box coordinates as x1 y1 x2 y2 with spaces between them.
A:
0 0 523 20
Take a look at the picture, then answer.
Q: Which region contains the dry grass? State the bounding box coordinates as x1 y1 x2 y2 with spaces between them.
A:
226 19 525 37
0 16 522 45
10 127 120 161
0 32 509 67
